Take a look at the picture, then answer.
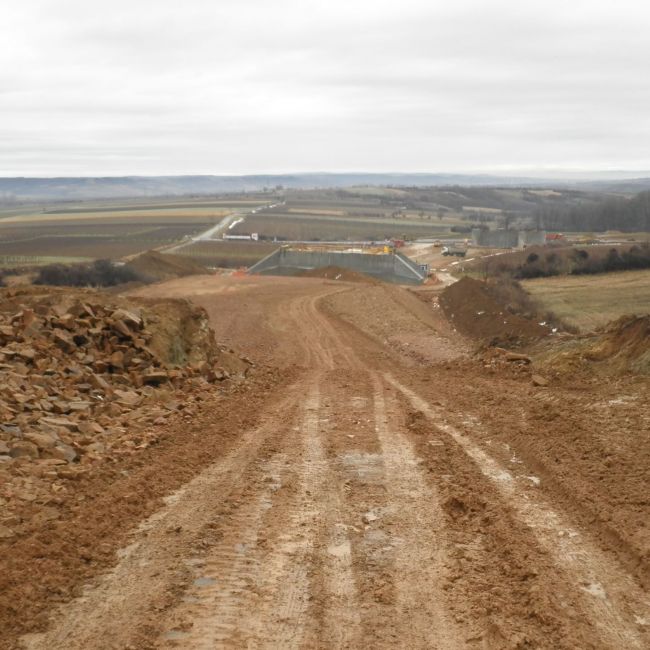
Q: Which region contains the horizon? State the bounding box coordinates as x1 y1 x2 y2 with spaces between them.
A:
3 169 650 181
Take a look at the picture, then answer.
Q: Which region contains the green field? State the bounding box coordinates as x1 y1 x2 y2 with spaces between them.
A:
522 270 650 331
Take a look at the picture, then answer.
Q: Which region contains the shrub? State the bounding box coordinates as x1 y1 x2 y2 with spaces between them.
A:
34 259 143 287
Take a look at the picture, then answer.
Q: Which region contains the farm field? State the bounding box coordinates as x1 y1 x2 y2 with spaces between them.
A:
523 269 650 331
1 188 647 271
0 220 214 263
0 199 265 223
231 199 463 240
231 213 452 241
0 198 271 264
175 241 278 268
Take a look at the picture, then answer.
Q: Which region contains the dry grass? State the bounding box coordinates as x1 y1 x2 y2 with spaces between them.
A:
522 269 650 332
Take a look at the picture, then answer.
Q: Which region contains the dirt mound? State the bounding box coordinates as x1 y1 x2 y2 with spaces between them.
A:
299 265 379 284
0 286 251 542
536 314 650 376
440 276 551 346
585 315 650 371
126 250 208 281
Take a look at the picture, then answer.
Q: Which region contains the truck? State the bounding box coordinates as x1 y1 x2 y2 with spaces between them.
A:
441 245 466 257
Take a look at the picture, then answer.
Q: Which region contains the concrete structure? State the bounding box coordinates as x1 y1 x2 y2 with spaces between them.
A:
471 229 518 248
248 246 427 284
518 230 546 247
471 228 546 249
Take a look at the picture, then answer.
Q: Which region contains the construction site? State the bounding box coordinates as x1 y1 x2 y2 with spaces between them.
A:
3 0 650 643
248 244 429 284
1 244 648 650
0 178 649 650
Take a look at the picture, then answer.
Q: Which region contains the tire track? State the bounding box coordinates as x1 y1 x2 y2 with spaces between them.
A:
371 376 462 649
20 396 300 650
298 382 361 648
159 454 293 648
158 379 361 649
385 373 649 650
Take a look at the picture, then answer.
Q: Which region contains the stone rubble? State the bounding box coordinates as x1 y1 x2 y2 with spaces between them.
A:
0 290 252 539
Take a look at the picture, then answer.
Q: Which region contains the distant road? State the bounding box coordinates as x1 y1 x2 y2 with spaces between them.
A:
166 202 282 253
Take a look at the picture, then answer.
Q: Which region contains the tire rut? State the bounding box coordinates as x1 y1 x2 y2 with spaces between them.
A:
20 395 300 650
371 376 462 649
158 378 363 649
386 373 649 650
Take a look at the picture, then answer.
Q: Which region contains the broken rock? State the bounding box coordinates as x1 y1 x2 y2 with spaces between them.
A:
9 440 39 459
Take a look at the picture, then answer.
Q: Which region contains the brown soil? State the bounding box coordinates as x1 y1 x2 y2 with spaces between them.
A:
440 276 551 346
0 367 285 647
125 250 209 281
1 274 648 650
534 314 650 377
299 265 379 283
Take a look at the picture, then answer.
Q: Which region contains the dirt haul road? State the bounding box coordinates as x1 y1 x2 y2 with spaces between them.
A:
18 275 649 649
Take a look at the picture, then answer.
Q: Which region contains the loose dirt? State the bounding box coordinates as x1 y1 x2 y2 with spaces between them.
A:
440 276 551 346
1 274 648 650
298 265 379 283
125 250 209 281
534 314 650 376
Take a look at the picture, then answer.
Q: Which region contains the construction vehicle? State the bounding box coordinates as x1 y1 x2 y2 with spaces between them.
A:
441 245 466 257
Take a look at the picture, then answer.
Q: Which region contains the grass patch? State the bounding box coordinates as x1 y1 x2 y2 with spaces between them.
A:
522 269 650 332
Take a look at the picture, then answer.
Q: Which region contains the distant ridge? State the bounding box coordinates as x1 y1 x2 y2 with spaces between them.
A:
2 173 650 201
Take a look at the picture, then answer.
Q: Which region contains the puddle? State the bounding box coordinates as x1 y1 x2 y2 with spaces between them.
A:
193 576 216 587
164 629 190 640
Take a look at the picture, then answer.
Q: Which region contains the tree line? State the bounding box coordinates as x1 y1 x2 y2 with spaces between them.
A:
513 243 650 279
535 190 650 232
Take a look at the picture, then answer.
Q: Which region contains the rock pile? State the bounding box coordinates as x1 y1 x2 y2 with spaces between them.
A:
0 289 251 538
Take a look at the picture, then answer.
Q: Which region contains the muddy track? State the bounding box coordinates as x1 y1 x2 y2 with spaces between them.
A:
18 277 649 649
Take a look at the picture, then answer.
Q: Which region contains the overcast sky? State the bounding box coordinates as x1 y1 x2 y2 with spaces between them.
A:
2 0 650 176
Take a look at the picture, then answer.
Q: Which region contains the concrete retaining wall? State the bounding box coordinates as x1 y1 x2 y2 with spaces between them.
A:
472 229 546 248
248 247 426 284
518 230 546 247
471 229 519 248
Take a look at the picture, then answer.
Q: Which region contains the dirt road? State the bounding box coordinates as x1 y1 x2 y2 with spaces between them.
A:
17 276 649 649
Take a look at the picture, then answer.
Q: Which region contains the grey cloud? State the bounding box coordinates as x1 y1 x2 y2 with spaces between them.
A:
1 0 650 175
